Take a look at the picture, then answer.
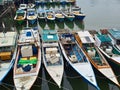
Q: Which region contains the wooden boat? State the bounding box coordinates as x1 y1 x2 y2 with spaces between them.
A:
41 30 64 88
76 31 120 86
94 30 120 65
18 4 27 10
14 9 26 25
62 8 75 21
55 10 65 22
46 9 55 21
0 30 18 82
58 30 100 90
107 28 120 51
37 8 46 21
27 8 38 24
72 6 86 20
13 27 41 90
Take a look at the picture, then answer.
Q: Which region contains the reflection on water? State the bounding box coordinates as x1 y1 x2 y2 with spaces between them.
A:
56 21 64 29
64 20 74 30
39 21 47 29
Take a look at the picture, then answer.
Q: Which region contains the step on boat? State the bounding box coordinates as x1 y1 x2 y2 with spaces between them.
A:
41 29 64 88
76 31 120 87
13 27 41 90
58 30 100 90
0 30 18 83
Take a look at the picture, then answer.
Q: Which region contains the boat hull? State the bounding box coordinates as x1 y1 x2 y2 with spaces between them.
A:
74 15 85 20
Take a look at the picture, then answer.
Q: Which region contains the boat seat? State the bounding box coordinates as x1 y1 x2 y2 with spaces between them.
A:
69 55 77 63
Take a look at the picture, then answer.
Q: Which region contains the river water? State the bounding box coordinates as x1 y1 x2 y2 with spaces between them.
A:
1 0 120 90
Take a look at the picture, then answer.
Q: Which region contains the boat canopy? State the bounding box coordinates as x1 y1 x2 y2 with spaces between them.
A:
17 9 24 13
97 34 111 42
108 28 120 40
18 27 38 43
42 30 59 42
0 32 17 47
77 31 95 44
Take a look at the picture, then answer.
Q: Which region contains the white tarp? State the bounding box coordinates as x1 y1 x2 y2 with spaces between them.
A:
77 31 95 44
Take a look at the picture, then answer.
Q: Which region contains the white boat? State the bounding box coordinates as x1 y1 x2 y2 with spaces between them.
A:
27 8 38 24
37 8 46 21
55 10 65 22
94 30 120 65
18 4 27 10
72 6 86 20
0 30 18 82
46 9 55 21
13 27 41 90
14 9 26 25
107 28 120 51
41 29 64 88
58 30 100 90
76 31 120 86
62 8 75 21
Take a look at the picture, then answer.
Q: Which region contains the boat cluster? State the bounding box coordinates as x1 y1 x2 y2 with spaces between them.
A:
35 0 76 5
14 3 86 25
1 27 120 90
1 1 120 90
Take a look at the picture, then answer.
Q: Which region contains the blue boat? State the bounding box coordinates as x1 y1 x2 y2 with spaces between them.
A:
0 31 18 83
72 6 86 20
58 31 100 90
27 8 38 24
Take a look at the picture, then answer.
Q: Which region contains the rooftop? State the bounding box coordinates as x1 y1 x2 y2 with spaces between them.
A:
108 28 120 40
42 30 59 42
0 31 17 47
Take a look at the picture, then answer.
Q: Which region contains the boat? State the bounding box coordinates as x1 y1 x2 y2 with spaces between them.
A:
35 0 45 6
107 28 120 51
72 6 86 20
75 31 120 86
0 30 18 82
13 27 41 90
18 4 27 10
62 8 75 21
37 8 46 21
55 10 65 22
58 30 100 90
60 0 67 5
46 9 55 21
41 29 64 88
66 0 76 4
94 30 120 65
27 8 38 24
14 9 26 25
27 3 35 9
